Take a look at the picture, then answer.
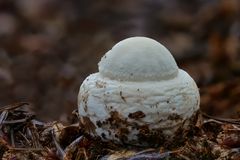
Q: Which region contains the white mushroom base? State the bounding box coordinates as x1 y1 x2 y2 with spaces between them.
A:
78 70 200 146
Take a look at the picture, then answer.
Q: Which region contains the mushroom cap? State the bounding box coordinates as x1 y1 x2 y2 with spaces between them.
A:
99 37 178 81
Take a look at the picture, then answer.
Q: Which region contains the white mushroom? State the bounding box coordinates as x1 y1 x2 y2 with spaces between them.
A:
78 37 200 146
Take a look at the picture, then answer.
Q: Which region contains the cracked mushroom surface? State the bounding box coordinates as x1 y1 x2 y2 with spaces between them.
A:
78 37 200 147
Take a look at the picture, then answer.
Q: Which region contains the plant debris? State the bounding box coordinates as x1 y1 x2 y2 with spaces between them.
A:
0 102 240 160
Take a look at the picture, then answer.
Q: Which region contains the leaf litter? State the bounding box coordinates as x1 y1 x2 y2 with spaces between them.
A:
0 102 239 160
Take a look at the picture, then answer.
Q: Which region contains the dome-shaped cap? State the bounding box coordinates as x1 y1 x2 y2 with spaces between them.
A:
98 37 178 81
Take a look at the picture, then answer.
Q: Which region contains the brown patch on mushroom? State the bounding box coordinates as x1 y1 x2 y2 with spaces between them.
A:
120 91 126 102
128 111 146 119
118 128 129 142
96 121 102 127
137 125 165 147
96 110 199 147
119 128 129 135
107 111 126 129
100 111 131 143
98 111 165 146
139 125 150 134
80 116 96 135
81 92 89 112
110 111 120 119
101 133 106 139
167 113 182 121
165 111 200 148
95 80 107 88
101 112 166 147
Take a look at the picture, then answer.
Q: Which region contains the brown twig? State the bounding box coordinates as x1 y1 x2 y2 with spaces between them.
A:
0 102 30 112
200 111 240 125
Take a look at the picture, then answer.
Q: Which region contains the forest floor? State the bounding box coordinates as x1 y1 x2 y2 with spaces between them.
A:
0 102 240 159
0 0 239 159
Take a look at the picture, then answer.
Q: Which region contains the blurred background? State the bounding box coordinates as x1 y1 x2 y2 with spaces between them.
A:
0 0 239 122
